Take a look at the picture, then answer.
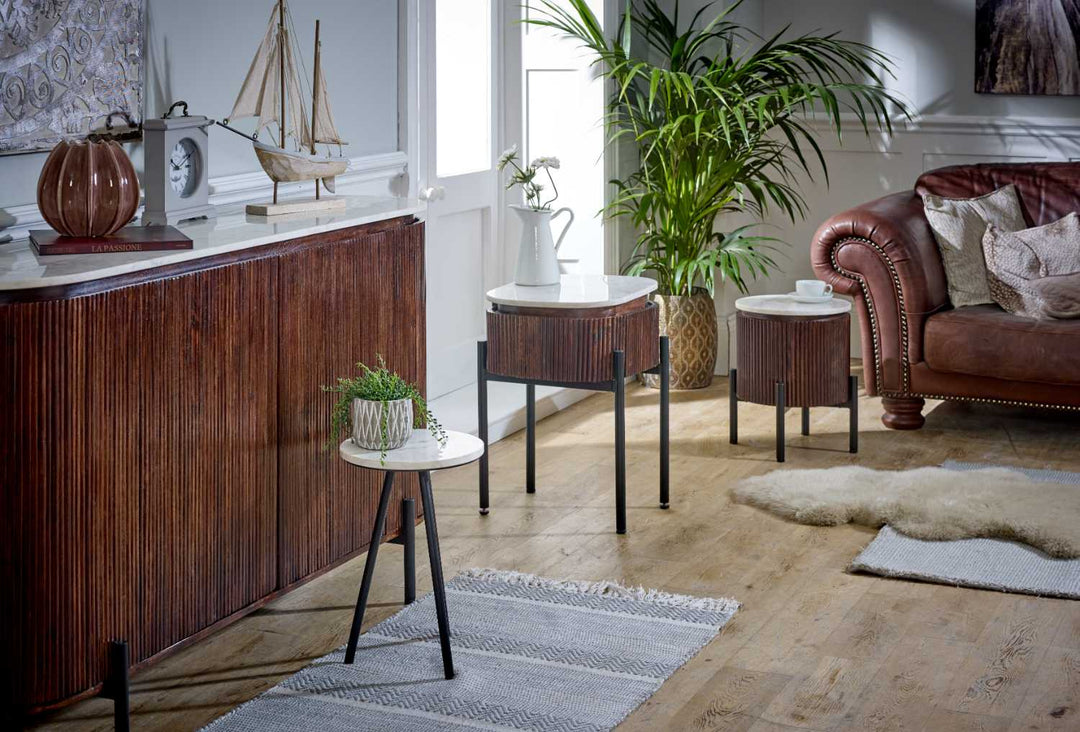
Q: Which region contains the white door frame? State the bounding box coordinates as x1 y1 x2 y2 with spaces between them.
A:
396 0 420 199
398 0 623 273
601 0 623 275
403 0 506 399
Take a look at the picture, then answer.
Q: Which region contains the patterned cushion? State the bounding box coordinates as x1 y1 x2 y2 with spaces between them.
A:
983 213 1080 319
923 184 1027 307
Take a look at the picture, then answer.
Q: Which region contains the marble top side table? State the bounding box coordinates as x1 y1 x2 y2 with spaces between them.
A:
479 275 669 534
730 295 857 462
339 430 484 680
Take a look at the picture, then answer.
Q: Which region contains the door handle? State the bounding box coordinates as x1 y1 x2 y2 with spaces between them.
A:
419 186 445 201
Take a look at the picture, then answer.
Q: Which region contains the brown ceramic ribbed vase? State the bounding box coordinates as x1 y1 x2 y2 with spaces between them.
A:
36 139 139 237
642 290 718 390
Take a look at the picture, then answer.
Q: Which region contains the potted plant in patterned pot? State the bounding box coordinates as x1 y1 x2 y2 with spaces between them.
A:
324 356 446 463
528 0 908 388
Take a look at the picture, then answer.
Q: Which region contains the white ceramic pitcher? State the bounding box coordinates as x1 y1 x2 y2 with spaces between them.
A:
511 204 574 286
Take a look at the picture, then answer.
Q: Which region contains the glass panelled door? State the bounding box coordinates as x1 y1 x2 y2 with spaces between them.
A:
421 0 501 400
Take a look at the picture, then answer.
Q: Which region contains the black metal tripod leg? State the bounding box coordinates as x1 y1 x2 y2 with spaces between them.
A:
849 374 859 454
403 497 416 605
526 383 536 494
801 407 810 436
729 369 738 444
614 350 626 534
419 471 455 680
103 640 130 732
659 336 670 509
478 341 489 515
344 471 395 664
776 381 786 463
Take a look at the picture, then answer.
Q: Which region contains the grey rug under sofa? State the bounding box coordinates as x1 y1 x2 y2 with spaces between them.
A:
852 461 1080 599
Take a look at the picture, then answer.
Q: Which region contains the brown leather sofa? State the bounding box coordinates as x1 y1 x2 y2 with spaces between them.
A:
811 162 1080 429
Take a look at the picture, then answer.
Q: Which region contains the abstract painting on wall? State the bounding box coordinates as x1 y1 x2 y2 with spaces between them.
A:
976 0 1080 95
0 0 144 155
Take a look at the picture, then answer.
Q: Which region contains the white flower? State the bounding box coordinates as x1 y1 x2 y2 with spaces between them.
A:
530 156 561 170
497 145 519 170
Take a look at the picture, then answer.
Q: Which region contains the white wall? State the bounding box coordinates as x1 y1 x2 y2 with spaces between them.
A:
0 0 399 237
716 0 1080 369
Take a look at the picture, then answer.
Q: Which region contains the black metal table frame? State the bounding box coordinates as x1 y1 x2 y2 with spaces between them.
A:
344 472 454 680
477 337 670 535
729 369 858 462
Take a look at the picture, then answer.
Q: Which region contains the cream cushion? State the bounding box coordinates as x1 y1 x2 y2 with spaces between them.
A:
923 184 1026 307
983 213 1080 319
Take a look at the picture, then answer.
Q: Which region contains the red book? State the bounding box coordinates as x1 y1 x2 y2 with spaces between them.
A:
29 226 193 255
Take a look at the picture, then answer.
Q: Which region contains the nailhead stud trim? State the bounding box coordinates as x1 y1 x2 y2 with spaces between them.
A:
826 237 1079 414
829 236 910 393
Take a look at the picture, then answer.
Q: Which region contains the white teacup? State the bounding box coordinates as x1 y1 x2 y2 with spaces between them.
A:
796 279 832 298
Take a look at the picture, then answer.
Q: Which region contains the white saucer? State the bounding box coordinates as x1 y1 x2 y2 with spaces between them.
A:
786 291 835 304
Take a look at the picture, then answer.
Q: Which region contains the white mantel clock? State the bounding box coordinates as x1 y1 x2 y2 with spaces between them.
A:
142 102 216 226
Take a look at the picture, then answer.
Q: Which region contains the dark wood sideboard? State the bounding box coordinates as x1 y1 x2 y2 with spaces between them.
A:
0 215 426 717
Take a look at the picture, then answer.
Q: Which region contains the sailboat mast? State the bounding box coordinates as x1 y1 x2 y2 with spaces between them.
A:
311 19 321 200
275 0 286 203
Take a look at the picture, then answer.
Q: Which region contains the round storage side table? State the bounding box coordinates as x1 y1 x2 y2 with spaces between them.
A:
479 274 670 534
729 295 857 462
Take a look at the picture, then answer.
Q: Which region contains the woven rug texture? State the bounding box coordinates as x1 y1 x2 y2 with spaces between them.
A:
202 568 739 731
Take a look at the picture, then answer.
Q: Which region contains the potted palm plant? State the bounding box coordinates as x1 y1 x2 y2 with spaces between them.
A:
528 0 909 387
323 356 446 463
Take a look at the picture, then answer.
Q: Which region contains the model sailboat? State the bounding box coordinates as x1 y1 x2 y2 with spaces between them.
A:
221 0 348 215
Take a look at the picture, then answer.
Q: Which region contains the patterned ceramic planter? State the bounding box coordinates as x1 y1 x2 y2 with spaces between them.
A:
351 398 413 451
642 291 717 390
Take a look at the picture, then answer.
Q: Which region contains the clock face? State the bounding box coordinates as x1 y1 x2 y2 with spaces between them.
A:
169 138 200 198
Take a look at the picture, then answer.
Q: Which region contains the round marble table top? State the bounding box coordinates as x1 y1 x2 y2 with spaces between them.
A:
735 294 851 317
486 274 657 309
339 429 485 472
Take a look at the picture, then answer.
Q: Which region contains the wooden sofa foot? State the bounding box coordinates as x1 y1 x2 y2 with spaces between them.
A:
881 397 925 430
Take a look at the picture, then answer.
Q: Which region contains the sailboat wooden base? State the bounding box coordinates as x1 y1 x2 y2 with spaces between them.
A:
246 196 347 216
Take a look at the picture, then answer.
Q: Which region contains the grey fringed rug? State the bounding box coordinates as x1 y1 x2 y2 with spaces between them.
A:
202 569 739 731
852 462 1080 599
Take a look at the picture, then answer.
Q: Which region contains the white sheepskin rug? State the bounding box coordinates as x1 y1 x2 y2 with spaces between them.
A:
732 466 1080 559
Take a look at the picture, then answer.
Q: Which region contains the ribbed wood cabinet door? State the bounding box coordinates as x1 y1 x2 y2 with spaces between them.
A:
135 262 279 655
277 220 427 586
0 258 279 711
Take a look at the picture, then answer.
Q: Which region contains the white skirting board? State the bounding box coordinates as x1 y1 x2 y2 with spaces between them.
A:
430 381 591 445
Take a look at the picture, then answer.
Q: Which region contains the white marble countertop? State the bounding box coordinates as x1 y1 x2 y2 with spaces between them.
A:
486 274 657 309
736 294 851 317
0 195 424 291
339 430 485 472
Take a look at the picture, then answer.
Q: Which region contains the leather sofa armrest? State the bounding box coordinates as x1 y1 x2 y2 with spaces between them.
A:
811 191 950 395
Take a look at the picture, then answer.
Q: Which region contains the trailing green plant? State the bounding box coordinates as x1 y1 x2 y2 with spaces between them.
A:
323 355 446 462
526 0 911 296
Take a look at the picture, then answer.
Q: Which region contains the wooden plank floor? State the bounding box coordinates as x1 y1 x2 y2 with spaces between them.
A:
33 372 1080 731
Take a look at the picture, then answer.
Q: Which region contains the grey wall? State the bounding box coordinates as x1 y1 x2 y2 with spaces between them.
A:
0 0 398 215
760 0 1080 119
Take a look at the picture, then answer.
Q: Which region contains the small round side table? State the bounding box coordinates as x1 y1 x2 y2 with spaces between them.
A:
339 429 484 680
729 295 857 462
